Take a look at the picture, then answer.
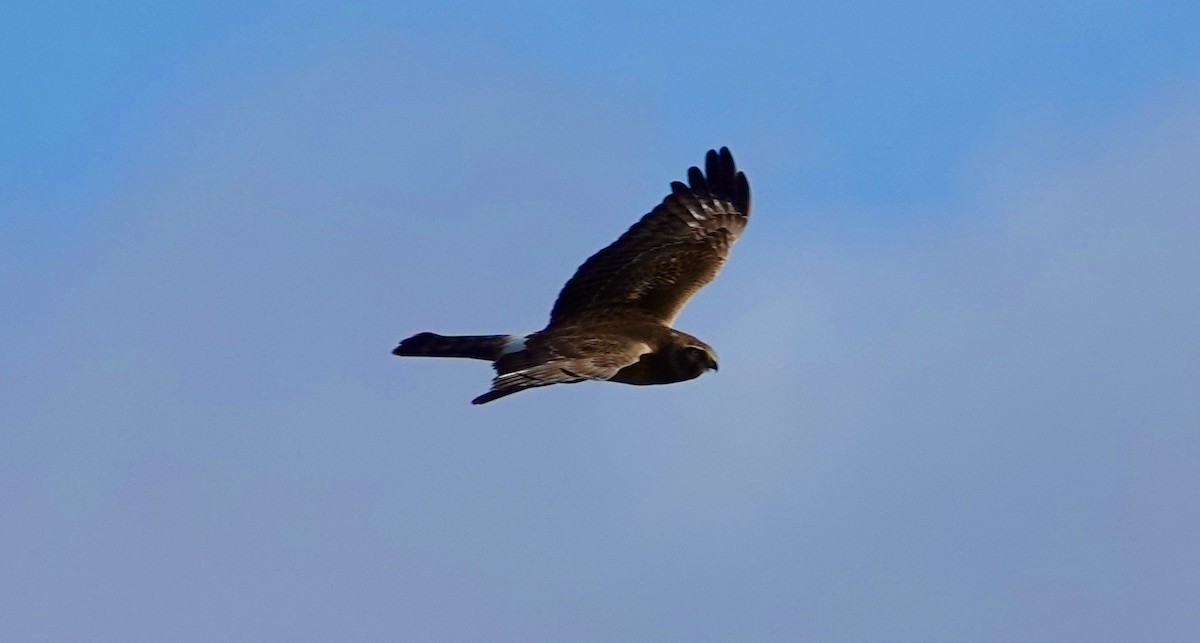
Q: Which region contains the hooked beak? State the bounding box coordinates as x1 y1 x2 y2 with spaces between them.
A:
709 357 719 372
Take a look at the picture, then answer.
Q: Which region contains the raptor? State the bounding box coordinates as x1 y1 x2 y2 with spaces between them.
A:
393 147 751 404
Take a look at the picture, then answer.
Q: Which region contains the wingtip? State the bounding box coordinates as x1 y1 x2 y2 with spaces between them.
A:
705 146 737 177
687 166 707 192
471 392 496 405
720 148 736 178
698 146 747 211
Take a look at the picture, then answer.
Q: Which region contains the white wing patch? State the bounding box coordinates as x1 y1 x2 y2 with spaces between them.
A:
500 333 531 355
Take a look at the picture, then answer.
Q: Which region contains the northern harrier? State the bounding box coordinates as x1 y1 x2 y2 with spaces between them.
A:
393 147 751 404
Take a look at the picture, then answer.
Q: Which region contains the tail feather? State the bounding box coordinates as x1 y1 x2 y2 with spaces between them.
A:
393 332 506 361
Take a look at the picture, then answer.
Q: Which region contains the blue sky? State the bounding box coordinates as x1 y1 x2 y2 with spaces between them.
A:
3 2 1199 641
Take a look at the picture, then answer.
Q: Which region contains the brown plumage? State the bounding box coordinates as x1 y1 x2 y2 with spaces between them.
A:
393 147 751 404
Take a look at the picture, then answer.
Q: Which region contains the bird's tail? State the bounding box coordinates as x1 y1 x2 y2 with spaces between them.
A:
392 332 507 361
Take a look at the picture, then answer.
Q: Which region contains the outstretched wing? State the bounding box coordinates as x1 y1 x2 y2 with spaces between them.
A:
472 334 650 405
548 147 750 327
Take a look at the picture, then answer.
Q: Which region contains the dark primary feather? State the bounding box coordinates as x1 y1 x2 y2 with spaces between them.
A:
547 147 750 326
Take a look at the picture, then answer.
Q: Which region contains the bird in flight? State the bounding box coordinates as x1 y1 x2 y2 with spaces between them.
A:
393 147 751 404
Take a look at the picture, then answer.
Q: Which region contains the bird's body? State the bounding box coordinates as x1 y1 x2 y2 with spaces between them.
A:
393 148 750 404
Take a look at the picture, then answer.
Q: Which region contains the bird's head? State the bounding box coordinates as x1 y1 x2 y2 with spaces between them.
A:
672 341 719 379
